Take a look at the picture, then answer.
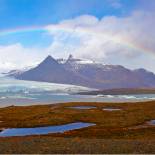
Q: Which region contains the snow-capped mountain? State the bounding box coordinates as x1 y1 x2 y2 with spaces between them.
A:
11 56 93 87
64 54 105 72
57 54 95 66
3 66 34 77
6 55 155 89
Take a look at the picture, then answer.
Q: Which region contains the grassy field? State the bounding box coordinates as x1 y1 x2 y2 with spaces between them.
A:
0 101 155 153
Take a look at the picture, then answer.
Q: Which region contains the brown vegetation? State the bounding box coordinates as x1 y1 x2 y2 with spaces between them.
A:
0 101 155 153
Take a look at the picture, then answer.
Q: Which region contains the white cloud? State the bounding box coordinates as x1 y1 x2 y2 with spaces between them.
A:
107 0 122 9
0 44 47 72
45 11 155 72
1 7 155 73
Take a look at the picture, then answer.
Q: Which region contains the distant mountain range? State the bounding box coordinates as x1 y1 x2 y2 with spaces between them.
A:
6 55 155 89
77 88 155 95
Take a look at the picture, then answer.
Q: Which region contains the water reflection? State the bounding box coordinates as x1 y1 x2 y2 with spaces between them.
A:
0 122 95 137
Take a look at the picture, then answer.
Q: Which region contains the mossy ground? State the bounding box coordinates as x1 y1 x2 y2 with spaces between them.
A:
0 101 155 153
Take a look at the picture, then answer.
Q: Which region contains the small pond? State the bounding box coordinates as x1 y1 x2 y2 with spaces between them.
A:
0 122 95 137
147 120 155 125
68 106 97 109
103 107 122 111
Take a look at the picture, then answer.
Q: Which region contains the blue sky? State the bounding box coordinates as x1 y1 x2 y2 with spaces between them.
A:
0 0 136 29
0 0 155 73
0 0 137 47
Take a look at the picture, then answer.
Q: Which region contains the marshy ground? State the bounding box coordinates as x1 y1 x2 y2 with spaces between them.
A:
0 101 155 153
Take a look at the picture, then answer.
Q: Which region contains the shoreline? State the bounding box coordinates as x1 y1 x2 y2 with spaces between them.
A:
0 97 155 108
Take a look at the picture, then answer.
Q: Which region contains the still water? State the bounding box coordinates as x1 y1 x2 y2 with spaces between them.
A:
0 122 95 137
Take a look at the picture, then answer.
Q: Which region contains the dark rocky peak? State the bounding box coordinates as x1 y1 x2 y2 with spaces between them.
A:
65 54 81 64
38 55 59 68
68 54 74 60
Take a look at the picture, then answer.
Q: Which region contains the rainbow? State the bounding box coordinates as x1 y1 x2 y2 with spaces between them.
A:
74 27 155 56
0 26 154 56
0 26 47 36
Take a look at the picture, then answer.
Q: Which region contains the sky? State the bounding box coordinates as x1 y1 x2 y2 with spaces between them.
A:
0 0 155 73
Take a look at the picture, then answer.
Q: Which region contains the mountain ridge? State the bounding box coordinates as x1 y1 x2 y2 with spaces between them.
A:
6 55 155 89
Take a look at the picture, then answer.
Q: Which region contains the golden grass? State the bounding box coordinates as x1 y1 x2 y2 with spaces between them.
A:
0 137 155 154
0 101 155 153
0 101 155 130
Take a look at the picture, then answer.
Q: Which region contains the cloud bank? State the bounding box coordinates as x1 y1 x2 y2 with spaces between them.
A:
46 10 155 72
0 44 47 72
0 2 155 73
